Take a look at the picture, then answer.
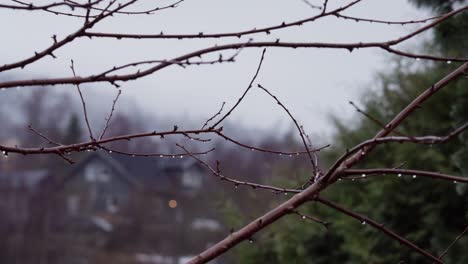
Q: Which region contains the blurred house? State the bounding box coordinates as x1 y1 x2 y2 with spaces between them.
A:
2 151 226 264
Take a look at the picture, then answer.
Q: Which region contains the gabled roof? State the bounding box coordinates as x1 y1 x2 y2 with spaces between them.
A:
62 151 142 189
60 151 205 194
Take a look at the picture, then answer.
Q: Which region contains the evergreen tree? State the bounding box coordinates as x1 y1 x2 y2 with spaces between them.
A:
235 1 467 263
62 113 82 145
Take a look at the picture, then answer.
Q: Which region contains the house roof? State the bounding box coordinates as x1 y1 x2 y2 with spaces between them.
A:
0 169 50 190
60 150 205 194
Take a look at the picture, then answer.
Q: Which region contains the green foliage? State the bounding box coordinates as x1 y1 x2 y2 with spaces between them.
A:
234 1 467 263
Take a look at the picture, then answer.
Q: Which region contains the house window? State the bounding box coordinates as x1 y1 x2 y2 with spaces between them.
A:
106 196 119 213
181 171 202 189
191 218 221 231
67 195 79 215
85 163 110 182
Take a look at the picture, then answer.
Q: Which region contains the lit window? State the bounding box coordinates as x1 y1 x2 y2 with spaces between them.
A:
168 199 177 208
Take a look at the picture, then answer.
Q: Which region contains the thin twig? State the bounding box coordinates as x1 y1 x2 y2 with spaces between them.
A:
99 89 122 140
70 60 95 141
28 125 62 146
438 226 468 259
202 102 225 129
342 168 468 183
292 210 330 229
258 84 319 176
316 197 442 263
210 48 267 128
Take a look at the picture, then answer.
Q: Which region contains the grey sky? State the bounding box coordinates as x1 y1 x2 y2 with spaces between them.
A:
0 0 431 138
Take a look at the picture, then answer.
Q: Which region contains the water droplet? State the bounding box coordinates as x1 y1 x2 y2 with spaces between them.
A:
397 173 402 177
248 238 254 243
361 220 366 225
412 175 417 179
108 150 112 153
361 174 366 178
172 156 175 158
284 192 288 196
415 58 420 61
361 151 366 155
180 155 183 159
453 181 457 184
159 155 163 157
447 60 452 64
302 215 306 220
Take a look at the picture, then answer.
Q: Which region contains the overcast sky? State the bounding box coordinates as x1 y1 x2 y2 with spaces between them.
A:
0 0 432 139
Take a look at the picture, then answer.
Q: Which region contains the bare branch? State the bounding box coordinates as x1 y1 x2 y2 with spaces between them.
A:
292 210 330 230
187 61 468 264
177 144 300 194
438 226 468 259
28 124 62 146
257 84 319 175
201 102 225 129
70 60 95 141
210 48 267 128
343 168 468 183
316 197 443 263
99 89 122 140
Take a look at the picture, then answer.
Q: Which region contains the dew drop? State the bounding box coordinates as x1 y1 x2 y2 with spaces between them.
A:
397 173 402 177
447 60 452 64
412 175 417 179
361 221 366 225
302 215 306 220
